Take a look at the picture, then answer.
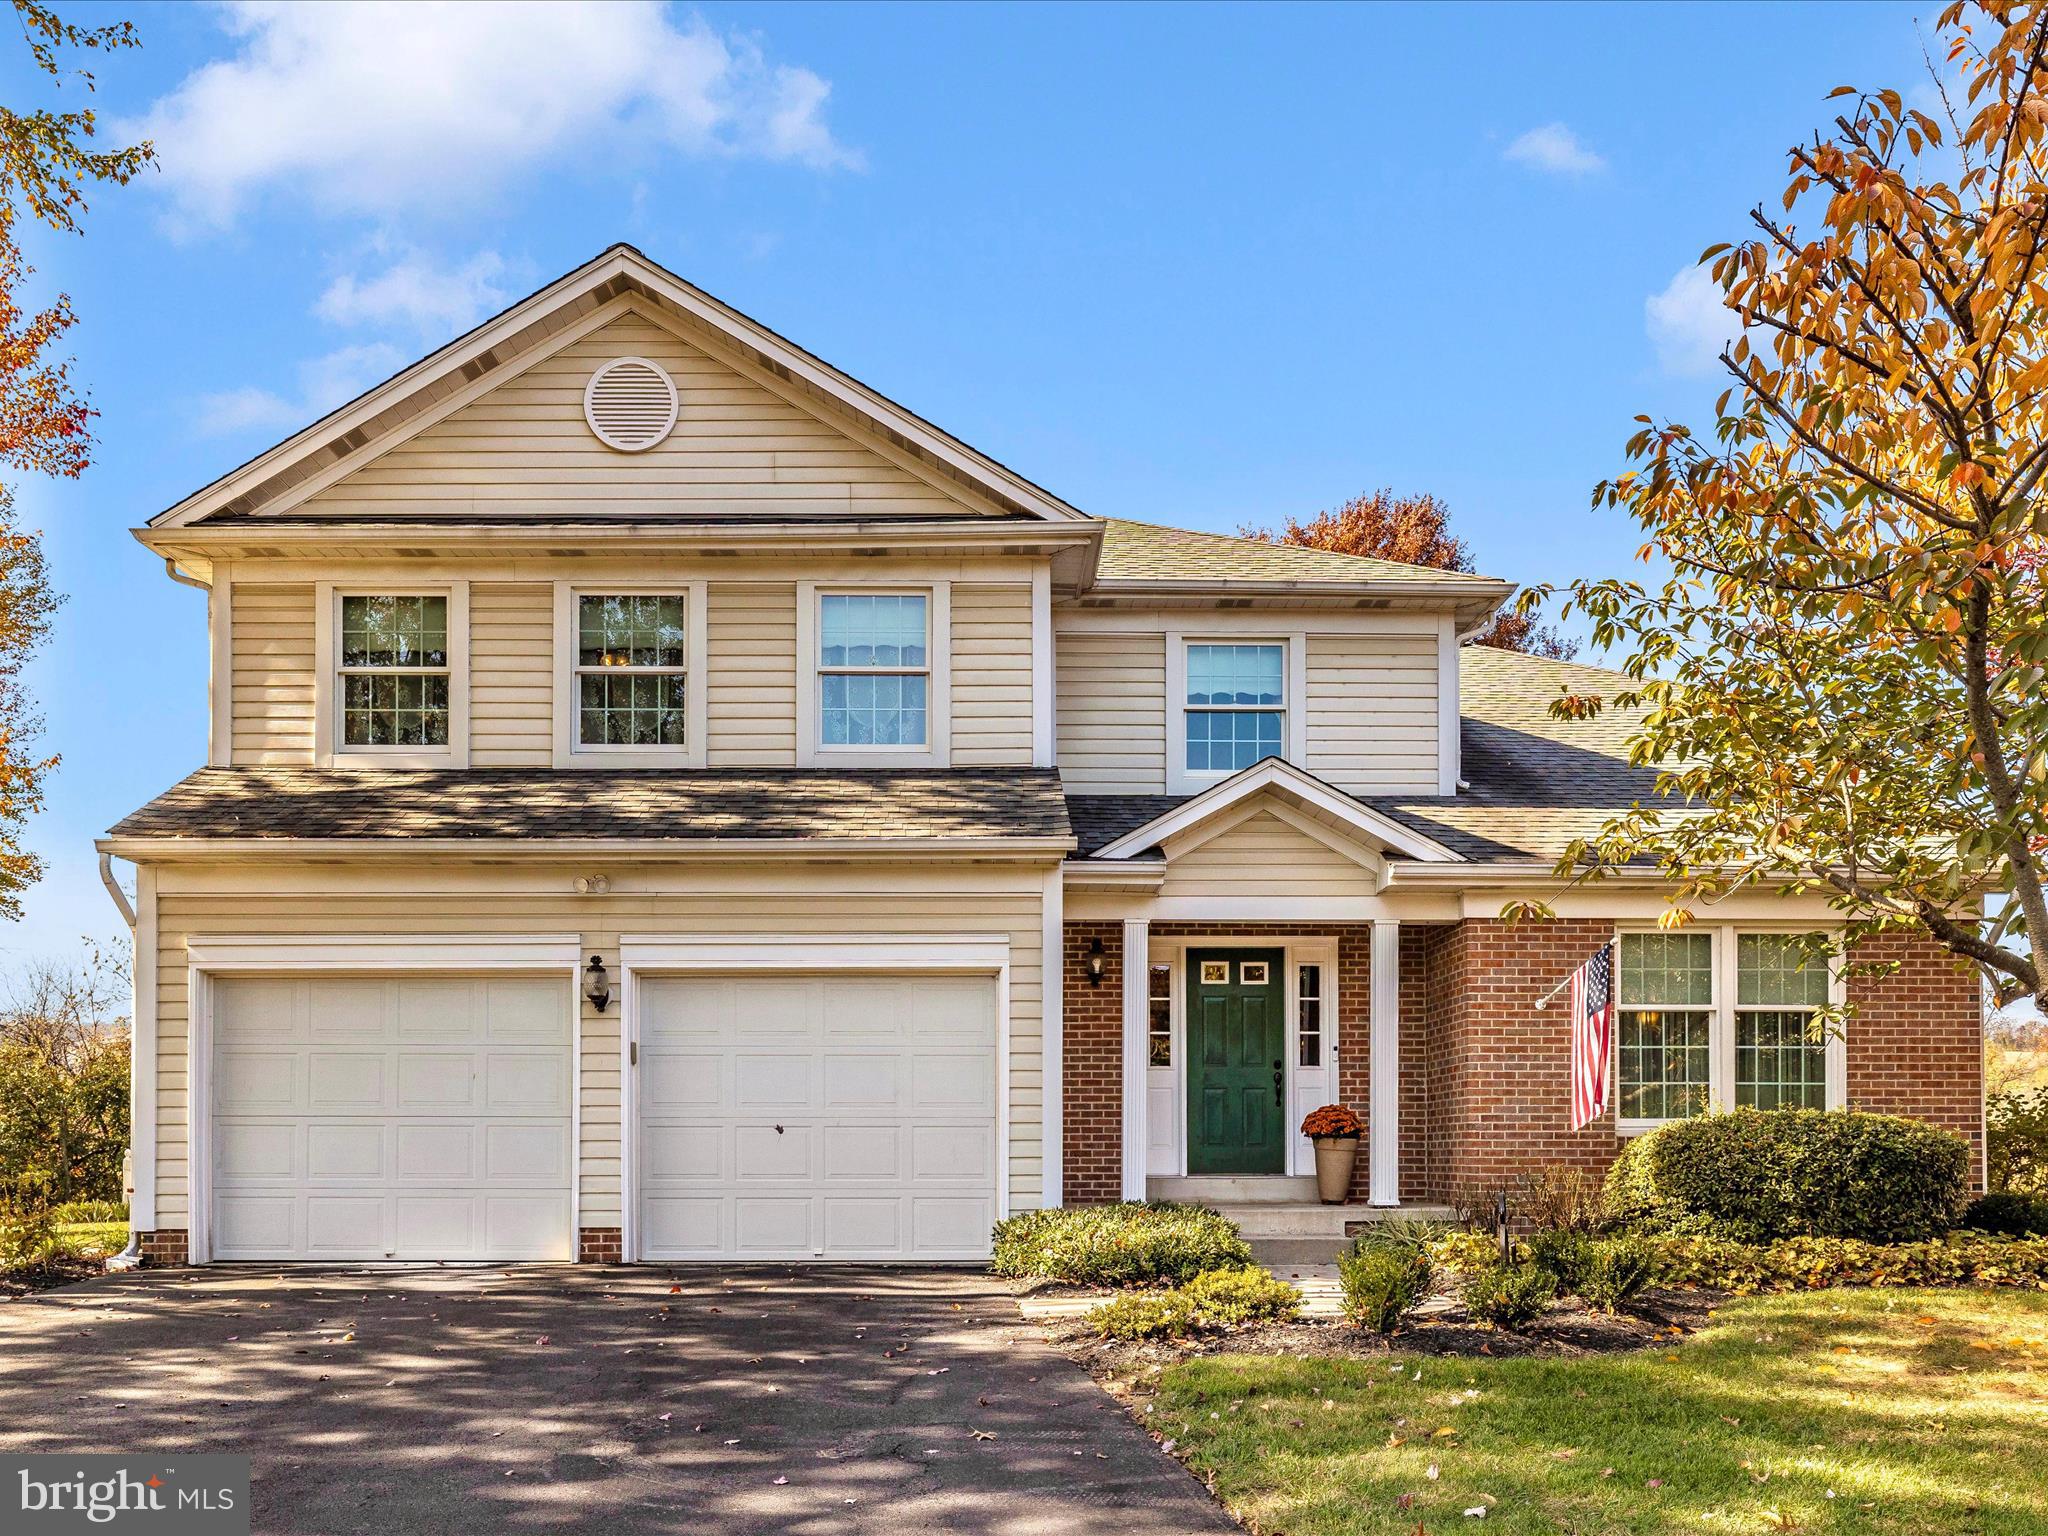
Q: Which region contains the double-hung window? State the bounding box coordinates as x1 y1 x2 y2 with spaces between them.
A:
818 592 929 748
576 593 687 748
1615 928 1838 1129
340 594 450 749
1184 642 1284 774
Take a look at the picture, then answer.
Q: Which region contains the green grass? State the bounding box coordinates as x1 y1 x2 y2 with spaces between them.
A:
1151 1289 2048 1535
53 1221 126 1259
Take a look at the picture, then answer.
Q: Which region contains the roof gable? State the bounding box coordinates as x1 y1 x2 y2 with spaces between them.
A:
152 244 1091 529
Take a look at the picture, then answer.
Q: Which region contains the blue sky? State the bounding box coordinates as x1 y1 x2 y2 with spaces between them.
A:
4 0 1926 967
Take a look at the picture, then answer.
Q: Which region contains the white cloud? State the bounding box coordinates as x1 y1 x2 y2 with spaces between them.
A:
127 1 862 232
316 251 511 336
1503 122 1606 176
1646 263 1740 377
196 341 405 437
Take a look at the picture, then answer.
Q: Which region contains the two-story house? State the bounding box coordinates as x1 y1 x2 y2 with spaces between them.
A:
102 245 1982 1266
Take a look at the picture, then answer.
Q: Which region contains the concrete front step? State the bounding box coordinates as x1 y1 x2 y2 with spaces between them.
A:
1218 1202 1459 1238
1150 1175 1320 1204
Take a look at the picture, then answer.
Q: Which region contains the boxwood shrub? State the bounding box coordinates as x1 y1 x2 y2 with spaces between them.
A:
1604 1108 1969 1242
1962 1191 2048 1238
1654 1232 2048 1293
989 1202 1253 1286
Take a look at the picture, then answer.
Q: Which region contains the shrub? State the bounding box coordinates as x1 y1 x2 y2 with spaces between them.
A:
0 1170 57 1273
50 1199 126 1225
1989 1087 2048 1195
1961 1191 2048 1238
1462 1261 1558 1330
1604 1108 1969 1242
1577 1235 1661 1313
1447 1178 1513 1231
1339 1237 1434 1333
1179 1266 1301 1328
1091 1289 1198 1340
1652 1233 2048 1293
1525 1227 1596 1293
989 1202 1252 1286
1517 1165 1609 1233
1428 1228 1507 1276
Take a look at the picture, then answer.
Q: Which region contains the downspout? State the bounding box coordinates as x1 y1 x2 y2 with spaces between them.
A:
98 851 143 1271
162 557 208 592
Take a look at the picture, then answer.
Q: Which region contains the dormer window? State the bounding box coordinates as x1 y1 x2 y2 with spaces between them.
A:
1184 642 1284 774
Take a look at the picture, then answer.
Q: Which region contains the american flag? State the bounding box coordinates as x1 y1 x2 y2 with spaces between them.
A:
1568 943 1615 1131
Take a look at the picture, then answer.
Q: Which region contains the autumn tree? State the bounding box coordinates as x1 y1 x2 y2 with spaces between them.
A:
0 3 150 914
1524 0 2048 1002
1244 488 1581 658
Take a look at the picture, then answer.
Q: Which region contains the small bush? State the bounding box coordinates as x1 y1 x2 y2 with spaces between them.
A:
1091 1289 1197 1340
1577 1235 1661 1313
1517 1166 1609 1233
1963 1191 2048 1237
1525 1228 1597 1293
0 1171 57 1273
1179 1266 1301 1328
1428 1228 1507 1277
1462 1261 1557 1330
1989 1088 2048 1196
50 1199 126 1225
1339 1238 1434 1333
1605 1108 1969 1242
990 1202 1252 1286
1652 1233 2048 1293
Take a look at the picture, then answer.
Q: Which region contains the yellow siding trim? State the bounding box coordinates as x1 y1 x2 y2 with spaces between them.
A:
229 583 315 763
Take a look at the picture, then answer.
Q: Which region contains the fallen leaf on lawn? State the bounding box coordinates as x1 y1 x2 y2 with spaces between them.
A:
1549 1448 1577 1461
1915 1316 1937 1326
1433 1426 1458 1438
1396 1493 1414 1510
1665 1352 1680 1361
1720 1416 1741 1427
1387 1433 1408 1448
1462 1508 1487 1519
1600 1468 1614 1478
1646 1478 1664 1488
669 1285 681 1294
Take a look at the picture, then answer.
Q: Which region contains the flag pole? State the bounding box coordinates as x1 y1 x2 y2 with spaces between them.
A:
1533 937 1615 1011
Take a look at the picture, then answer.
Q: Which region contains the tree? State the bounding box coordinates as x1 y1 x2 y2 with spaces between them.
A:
0 943 129 1203
0 3 151 914
1243 488 1581 658
1522 0 2048 1002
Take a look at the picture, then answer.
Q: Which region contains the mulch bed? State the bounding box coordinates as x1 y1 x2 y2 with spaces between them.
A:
0 1256 108 1300
1040 1286 1721 1383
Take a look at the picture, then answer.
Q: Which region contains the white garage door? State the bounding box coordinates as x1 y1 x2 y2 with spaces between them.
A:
637 973 998 1260
209 975 574 1261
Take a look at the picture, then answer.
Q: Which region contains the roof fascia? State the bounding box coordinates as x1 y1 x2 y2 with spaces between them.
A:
97 834 1078 862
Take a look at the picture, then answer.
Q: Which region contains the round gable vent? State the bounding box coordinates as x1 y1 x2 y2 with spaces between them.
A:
583 356 678 452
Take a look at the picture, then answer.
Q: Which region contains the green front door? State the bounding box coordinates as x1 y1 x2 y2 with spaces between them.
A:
1186 948 1287 1175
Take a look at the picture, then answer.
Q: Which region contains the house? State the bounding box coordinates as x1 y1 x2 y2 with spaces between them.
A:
101 244 1983 1266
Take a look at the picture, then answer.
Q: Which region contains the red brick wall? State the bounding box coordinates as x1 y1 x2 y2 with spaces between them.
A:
138 1229 188 1266
1847 929 1986 1186
578 1227 623 1263
1062 921 1125 1204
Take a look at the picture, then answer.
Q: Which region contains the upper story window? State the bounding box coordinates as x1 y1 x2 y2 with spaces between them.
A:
340 595 449 749
1615 928 1838 1130
1184 642 1285 775
819 592 929 747
577 594 686 748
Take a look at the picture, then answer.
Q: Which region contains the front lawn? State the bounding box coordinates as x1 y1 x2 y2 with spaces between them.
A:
1151 1288 2048 1535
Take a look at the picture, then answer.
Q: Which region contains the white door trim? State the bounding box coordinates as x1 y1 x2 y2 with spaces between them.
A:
184 932 583 1265
617 932 1012 1264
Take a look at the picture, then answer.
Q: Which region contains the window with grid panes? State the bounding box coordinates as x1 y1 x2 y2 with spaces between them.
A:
576 594 687 747
1148 963 1171 1066
1184 642 1284 773
1616 932 1714 1121
1298 964 1323 1067
340 594 449 748
1735 933 1830 1110
818 593 929 747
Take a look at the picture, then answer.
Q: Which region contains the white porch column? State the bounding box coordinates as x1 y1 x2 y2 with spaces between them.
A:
1368 919 1402 1206
1120 918 1150 1201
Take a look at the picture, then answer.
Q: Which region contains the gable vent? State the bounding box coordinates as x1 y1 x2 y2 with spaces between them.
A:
583 357 678 452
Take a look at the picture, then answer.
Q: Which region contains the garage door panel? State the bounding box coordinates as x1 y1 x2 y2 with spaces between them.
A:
638 972 997 1261
211 975 572 1262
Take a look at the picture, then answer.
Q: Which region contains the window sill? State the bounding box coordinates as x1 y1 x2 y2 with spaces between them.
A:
555 745 701 771
1615 1118 1672 1138
330 748 458 771
807 745 945 769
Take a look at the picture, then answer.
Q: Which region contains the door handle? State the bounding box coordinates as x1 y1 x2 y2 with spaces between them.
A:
1273 1059 1284 1107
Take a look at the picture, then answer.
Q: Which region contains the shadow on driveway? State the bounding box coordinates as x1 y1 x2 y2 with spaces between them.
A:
0 1264 1238 1534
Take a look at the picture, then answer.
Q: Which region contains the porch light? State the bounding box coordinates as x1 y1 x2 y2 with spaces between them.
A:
1085 937 1107 987
585 954 613 1013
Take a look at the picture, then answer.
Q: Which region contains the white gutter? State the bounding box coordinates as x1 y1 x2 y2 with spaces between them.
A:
95 835 1078 862
96 852 143 1272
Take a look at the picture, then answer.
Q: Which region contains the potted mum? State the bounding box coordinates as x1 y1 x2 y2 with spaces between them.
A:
1300 1104 1363 1204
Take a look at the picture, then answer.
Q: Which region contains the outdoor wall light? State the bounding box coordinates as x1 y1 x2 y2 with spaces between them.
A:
585 954 613 1013
1085 937 1107 986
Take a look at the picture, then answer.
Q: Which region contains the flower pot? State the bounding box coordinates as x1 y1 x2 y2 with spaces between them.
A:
1313 1136 1360 1204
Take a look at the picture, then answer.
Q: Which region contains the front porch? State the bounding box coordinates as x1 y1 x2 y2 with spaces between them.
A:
1148 1176 1456 1264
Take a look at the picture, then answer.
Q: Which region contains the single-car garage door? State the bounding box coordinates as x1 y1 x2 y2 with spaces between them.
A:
637 973 998 1260
209 975 574 1261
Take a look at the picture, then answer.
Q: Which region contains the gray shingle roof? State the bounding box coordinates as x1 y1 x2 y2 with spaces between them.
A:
1096 519 1507 586
109 767 1072 845
1069 647 1669 865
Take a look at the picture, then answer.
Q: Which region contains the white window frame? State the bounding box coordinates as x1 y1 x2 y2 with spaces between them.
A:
796 580 951 768
1166 631 1307 794
1613 923 1847 1136
552 580 707 769
314 581 469 769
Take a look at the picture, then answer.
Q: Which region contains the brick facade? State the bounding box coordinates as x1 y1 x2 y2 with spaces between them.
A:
578 1227 623 1264
137 1229 189 1266
1062 915 1985 1205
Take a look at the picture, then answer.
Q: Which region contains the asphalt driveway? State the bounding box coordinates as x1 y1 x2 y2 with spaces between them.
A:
0 1264 1238 1535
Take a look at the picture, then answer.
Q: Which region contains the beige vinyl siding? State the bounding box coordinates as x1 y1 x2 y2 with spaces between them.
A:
951 583 1033 767
706 582 797 766
148 862 1049 1228
230 583 315 763
1158 811 1378 900
303 311 975 520
1305 632 1440 794
470 582 552 766
1055 630 1167 791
